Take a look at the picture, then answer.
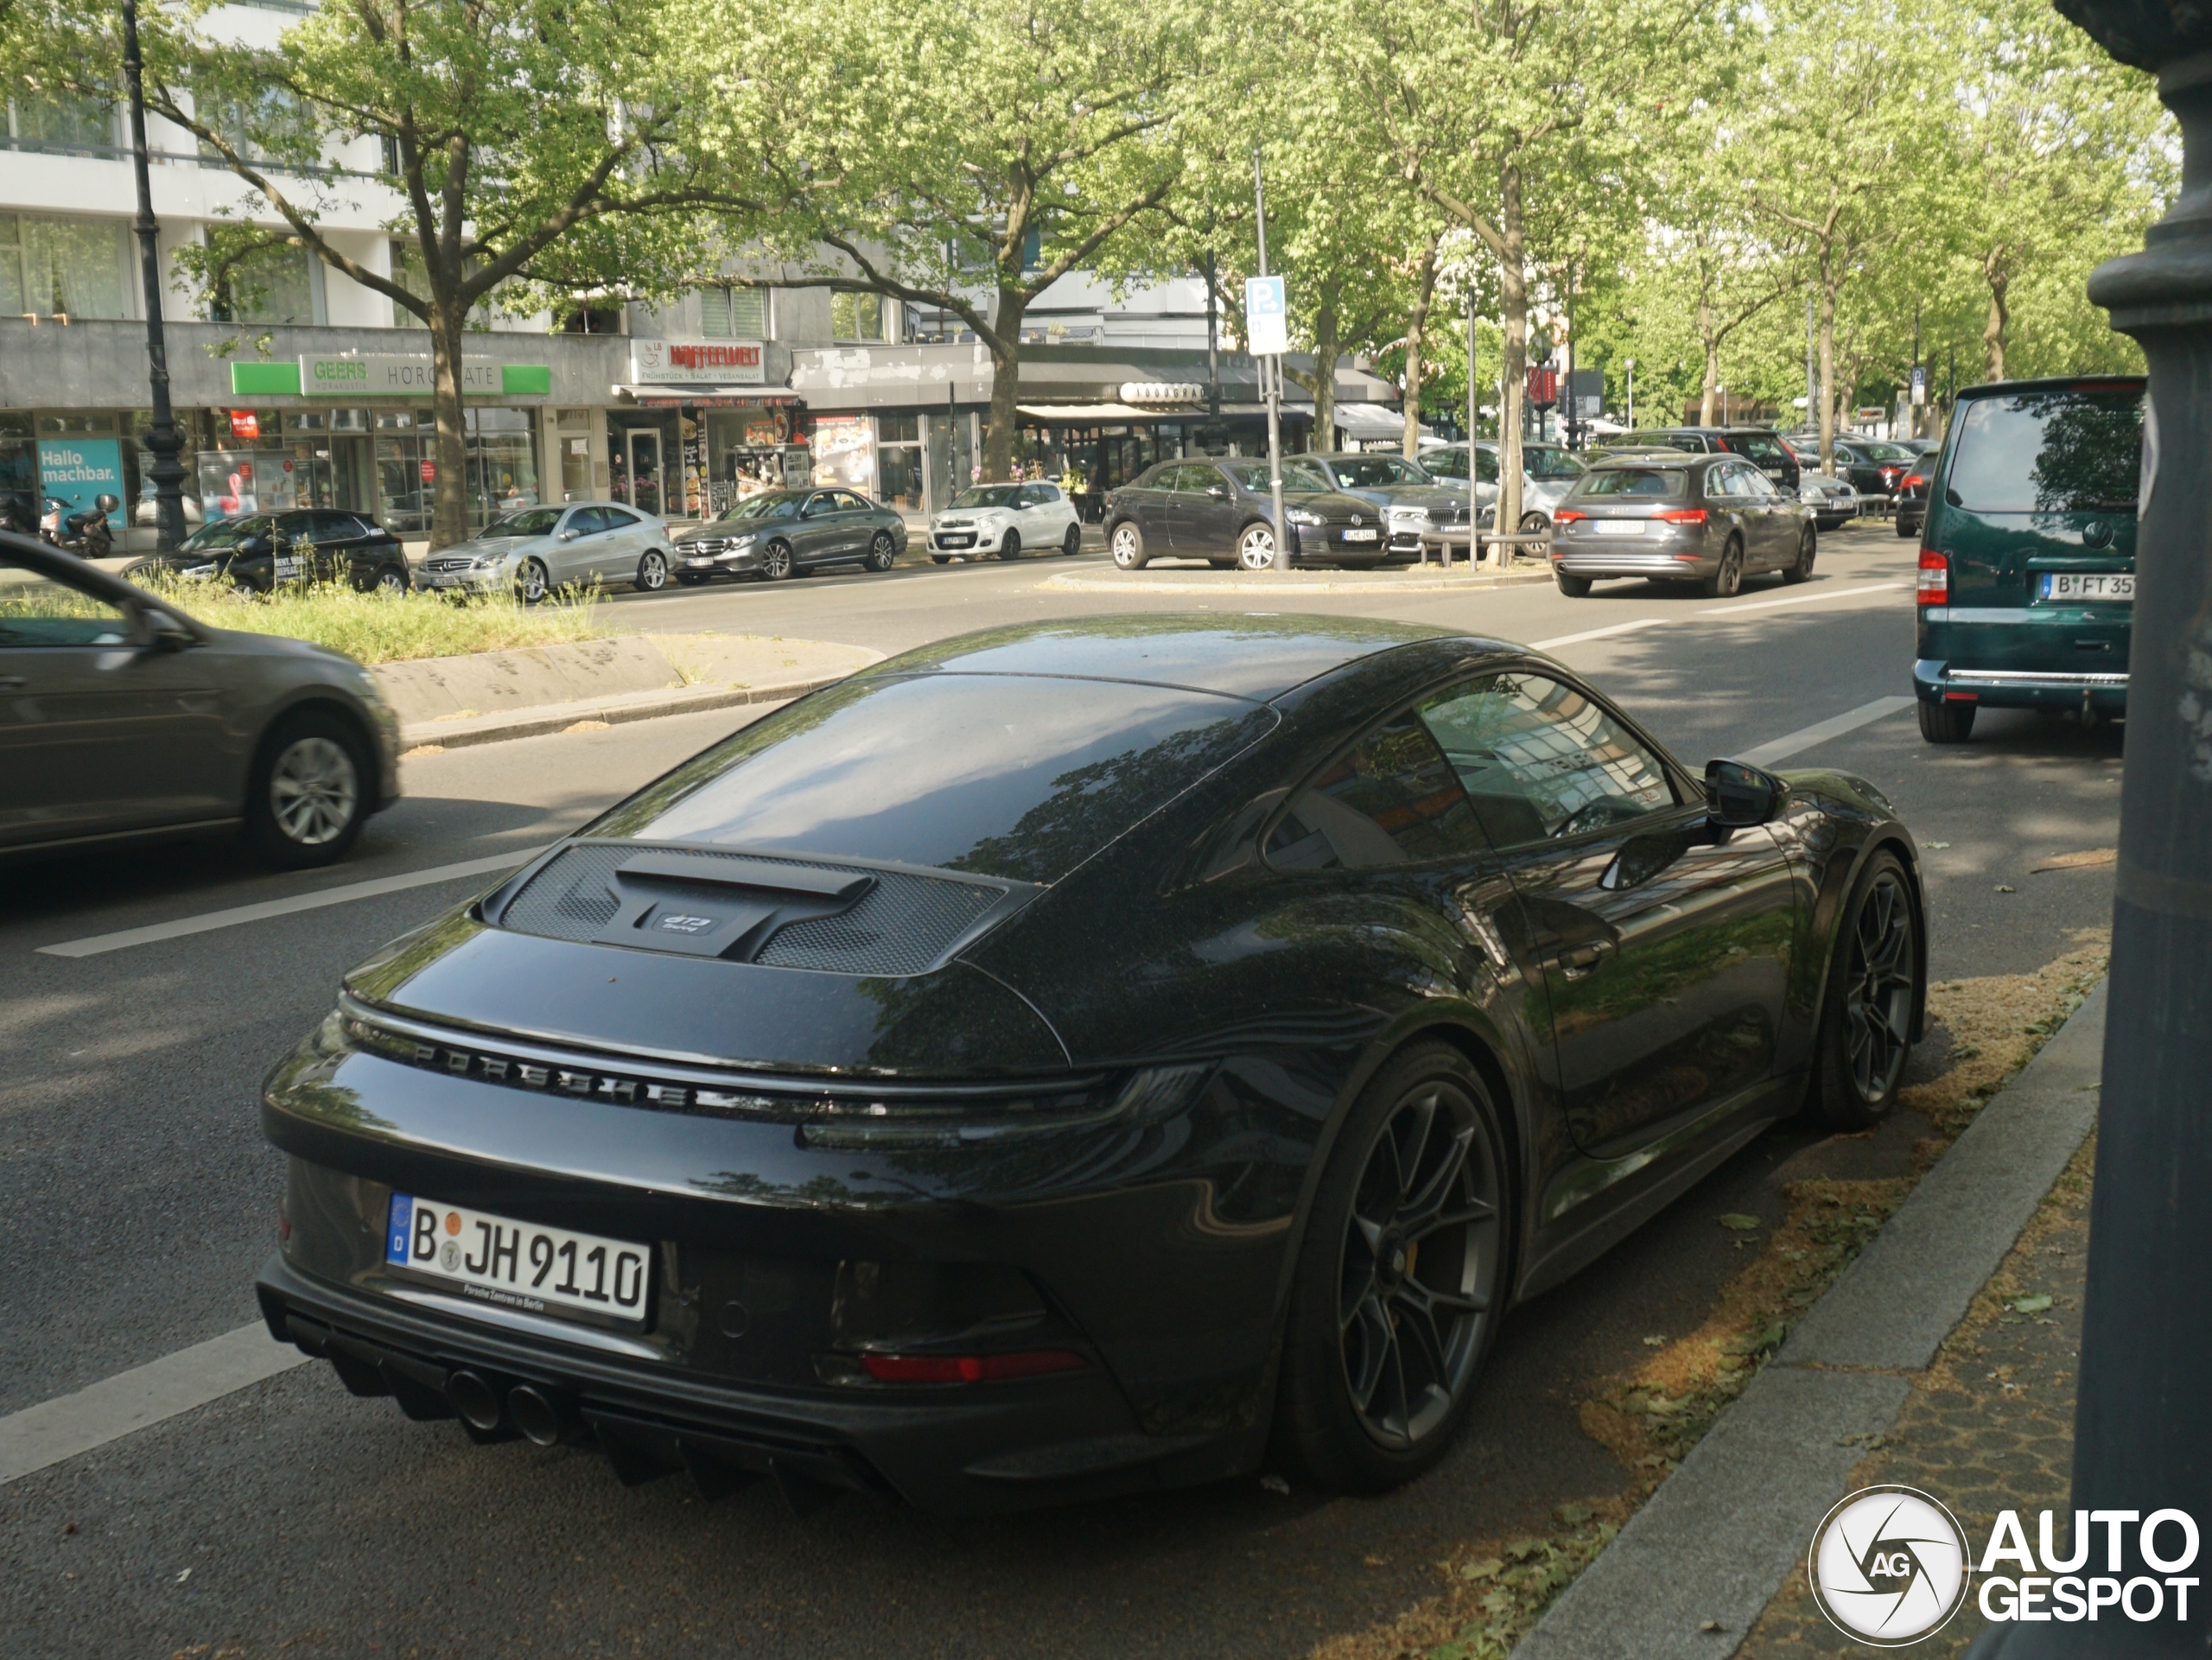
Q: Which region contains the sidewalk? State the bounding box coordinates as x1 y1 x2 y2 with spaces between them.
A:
1510 983 2107 1660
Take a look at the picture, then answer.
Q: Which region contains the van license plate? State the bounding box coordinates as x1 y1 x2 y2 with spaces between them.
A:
2043 573 2133 602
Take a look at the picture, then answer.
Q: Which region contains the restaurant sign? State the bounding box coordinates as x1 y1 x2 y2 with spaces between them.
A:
631 339 765 385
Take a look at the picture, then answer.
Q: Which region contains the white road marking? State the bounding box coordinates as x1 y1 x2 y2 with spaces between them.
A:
0 1323 309 1485
1736 696 1916 767
36 846 547 958
1530 582 1905 651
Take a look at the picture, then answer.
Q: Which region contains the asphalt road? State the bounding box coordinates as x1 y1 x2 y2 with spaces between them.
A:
1 523 2124 1657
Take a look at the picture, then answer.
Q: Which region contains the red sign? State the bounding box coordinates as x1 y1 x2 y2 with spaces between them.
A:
665 342 761 372
420 461 436 482
228 410 260 440
1526 366 1558 410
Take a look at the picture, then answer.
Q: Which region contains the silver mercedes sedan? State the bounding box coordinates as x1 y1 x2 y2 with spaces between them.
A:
1548 454 1816 598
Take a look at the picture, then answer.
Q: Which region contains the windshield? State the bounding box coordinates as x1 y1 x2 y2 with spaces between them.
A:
1577 468 1688 499
1526 448 1586 480
177 516 271 552
1860 442 1914 462
590 673 1275 884
1422 448 1469 480
1329 456 1430 488
950 485 1023 509
1947 387 2144 513
1219 461 1274 490
721 493 802 522
483 506 563 538
1282 460 1333 492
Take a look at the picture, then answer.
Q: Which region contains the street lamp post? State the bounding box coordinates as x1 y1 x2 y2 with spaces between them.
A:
123 0 188 554
1253 149 1287 573
1624 358 1635 431
1962 6 2212 1654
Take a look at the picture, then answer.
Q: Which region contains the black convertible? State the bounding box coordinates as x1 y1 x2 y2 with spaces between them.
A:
256 616 1924 1515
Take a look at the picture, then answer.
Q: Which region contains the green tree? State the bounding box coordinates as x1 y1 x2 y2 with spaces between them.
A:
2 0 764 549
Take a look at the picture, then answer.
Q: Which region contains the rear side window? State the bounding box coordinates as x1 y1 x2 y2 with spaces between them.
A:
1578 468 1688 499
1526 448 1586 480
594 673 1275 884
1947 388 2144 512
1418 673 1676 847
1267 713 1482 870
1731 434 1789 467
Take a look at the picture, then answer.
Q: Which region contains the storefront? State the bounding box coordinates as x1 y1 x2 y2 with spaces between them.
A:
1011 404 1306 520
613 339 809 520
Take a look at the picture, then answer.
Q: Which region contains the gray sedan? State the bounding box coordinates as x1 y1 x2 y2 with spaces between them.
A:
671 488 907 582
416 500 677 602
0 531 399 867
1549 454 1815 598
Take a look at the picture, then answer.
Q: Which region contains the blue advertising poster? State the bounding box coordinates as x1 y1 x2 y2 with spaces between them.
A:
37 436 124 528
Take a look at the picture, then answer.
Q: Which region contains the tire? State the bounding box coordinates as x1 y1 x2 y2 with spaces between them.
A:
372 563 410 595
997 531 1021 563
1783 527 1816 584
1109 519 1147 569
1061 523 1082 557
120 558 163 588
634 549 669 593
514 557 550 605
1896 516 1920 539
1810 850 1920 1130
865 531 897 572
1917 698 1976 743
1518 512 1548 536
760 540 793 581
1208 558 1237 569
931 555 952 565
1236 520 1281 570
1555 571 1592 597
245 709 370 869
1703 538 1744 598
1273 1040 1511 1491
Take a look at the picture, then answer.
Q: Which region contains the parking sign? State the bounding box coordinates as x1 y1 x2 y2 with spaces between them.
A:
1246 276 1287 355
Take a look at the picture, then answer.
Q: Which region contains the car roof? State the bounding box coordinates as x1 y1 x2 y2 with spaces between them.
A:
1954 374 2145 401
861 614 1462 702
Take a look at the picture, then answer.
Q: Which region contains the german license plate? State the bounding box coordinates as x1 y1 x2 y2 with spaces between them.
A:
2043 572 2133 602
937 534 975 549
385 1193 650 1326
1342 527 1379 542
1593 519 1645 537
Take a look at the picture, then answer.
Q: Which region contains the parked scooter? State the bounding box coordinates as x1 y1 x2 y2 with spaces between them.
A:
40 493 120 559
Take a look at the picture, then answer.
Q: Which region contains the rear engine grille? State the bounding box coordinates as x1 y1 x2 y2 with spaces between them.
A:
496 840 1017 977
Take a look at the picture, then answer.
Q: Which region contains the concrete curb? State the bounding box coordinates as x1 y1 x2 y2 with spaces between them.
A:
396 673 846 751
1511 981 2108 1660
1034 569 1556 595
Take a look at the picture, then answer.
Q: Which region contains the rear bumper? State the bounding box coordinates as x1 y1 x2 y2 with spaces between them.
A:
1913 658 2129 711
1553 550 1712 578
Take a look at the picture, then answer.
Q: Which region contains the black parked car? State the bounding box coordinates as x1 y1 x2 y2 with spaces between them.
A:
128 509 411 595
1105 459 1387 570
1641 428 1802 493
256 615 1925 1517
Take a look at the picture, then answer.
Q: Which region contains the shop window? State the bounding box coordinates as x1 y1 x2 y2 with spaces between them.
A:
0 212 130 320
878 413 922 511
831 290 889 342
7 84 116 152
700 286 766 339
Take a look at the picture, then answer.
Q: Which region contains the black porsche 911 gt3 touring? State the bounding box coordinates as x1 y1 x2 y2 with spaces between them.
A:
255 615 1923 1516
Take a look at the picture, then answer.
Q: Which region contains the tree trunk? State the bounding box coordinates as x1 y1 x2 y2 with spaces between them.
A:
982 287 1026 481
1816 248 1838 476
1983 253 2010 382
430 299 470 551
1496 164 1527 564
1309 299 1339 455
1402 236 1441 460
1699 295 1721 428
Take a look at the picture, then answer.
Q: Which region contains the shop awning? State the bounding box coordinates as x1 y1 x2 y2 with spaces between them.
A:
1332 402 1409 437
1016 402 1161 422
611 385 804 409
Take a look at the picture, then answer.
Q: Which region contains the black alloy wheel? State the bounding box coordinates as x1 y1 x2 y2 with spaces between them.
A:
1704 538 1745 599
1274 1041 1509 1491
634 550 669 593
997 530 1022 562
516 557 550 606
1556 570 1592 597
1109 520 1147 569
1783 526 1816 585
1917 698 1976 743
1061 523 1082 556
865 531 897 572
1813 851 1918 1129
245 709 370 869
760 540 793 581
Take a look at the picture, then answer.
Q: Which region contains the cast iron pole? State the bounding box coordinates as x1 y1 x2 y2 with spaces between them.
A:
1964 5 2212 1653
1255 149 1287 573
124 0 188 553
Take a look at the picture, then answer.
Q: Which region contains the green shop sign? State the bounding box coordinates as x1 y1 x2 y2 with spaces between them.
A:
226 357 552 398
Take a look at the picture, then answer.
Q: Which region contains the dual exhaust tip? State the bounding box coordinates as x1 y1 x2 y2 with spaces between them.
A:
447 1369 573 1447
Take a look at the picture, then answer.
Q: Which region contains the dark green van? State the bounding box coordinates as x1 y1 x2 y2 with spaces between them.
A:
1914 376 2143 741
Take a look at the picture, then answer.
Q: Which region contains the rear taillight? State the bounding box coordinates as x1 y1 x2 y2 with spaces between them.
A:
1917 547 1948 603
1656 509 1708 525
859 1350 1087 1384
1554 509 1587 523
1902 474 1923 492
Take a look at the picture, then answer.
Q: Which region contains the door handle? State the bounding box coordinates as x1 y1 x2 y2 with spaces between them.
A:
0 675 25 690
1557 939 1616 979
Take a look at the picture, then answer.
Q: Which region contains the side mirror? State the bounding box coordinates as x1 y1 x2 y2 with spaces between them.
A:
139 607 195 652
558 527 581 541
95 493 121 513
1208 485 1228 499
1705 759 1785 828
